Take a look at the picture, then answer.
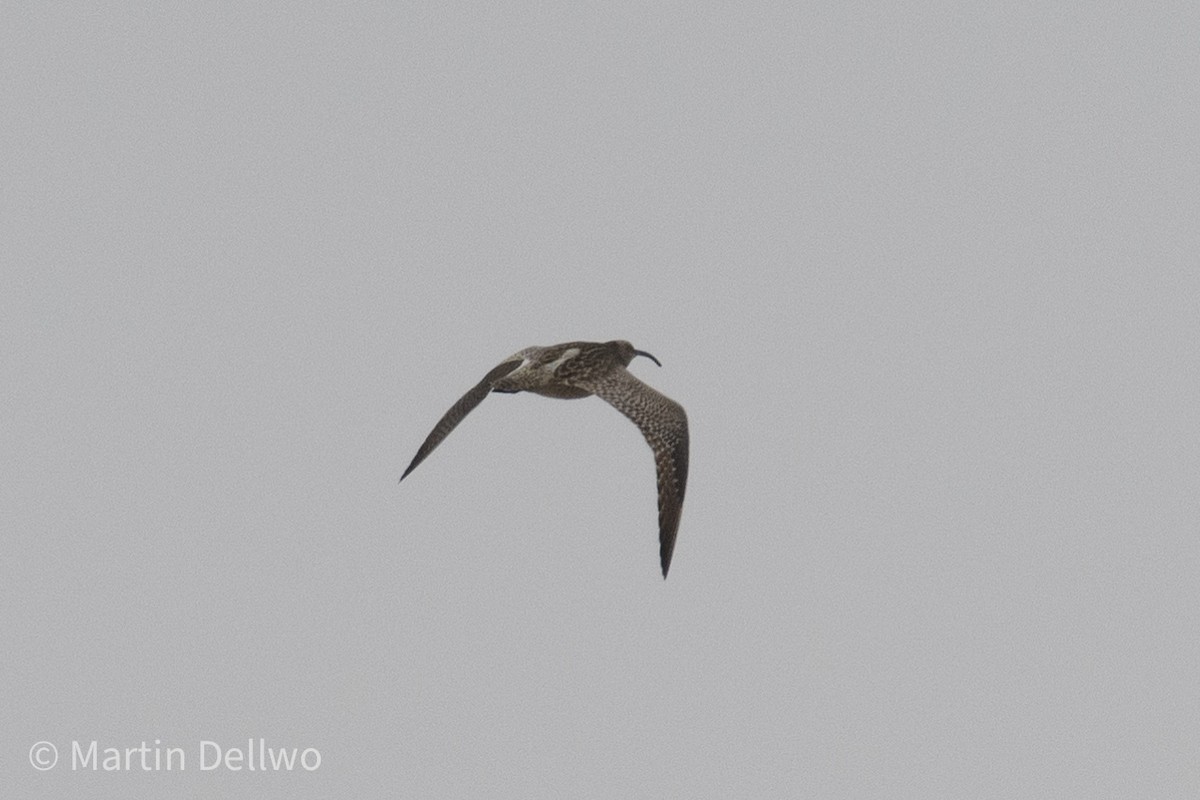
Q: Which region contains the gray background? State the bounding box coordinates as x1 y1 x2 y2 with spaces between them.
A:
4 3 1198 797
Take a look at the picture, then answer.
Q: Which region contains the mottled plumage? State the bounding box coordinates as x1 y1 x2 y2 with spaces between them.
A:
400 340 689 578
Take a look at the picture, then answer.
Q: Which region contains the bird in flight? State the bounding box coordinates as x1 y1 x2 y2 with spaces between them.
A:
400 340 689 578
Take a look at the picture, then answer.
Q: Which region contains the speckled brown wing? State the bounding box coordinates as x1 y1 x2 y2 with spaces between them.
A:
400 358 524 482
584 368 689 578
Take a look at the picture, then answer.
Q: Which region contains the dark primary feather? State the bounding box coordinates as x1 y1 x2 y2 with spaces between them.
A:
399 359 523 482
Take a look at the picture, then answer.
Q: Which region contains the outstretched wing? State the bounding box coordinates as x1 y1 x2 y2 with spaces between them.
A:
586 368 689 578
400 358 524 482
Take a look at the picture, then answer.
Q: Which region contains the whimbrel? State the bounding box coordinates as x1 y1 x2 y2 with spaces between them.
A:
400 340 689 578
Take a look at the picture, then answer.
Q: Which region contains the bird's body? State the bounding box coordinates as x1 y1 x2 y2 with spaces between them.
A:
400 340 689 577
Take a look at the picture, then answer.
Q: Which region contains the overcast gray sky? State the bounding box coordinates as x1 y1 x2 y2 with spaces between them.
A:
4 3 1199 797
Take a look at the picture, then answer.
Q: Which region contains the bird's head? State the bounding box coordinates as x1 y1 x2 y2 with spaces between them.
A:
611 340 662 367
